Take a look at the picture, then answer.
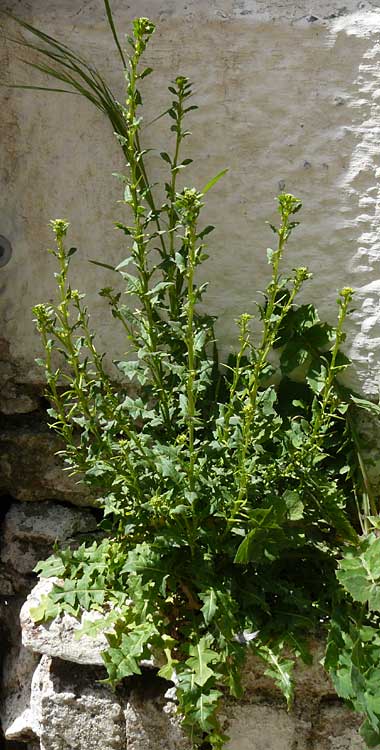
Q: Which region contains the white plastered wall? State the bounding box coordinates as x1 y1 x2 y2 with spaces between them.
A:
1 0 380 396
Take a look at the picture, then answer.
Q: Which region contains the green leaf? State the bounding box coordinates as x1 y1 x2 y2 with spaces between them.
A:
30 594 61 623
337 536 380 611
158 645 179 681
88 259 116 271
140 66 153 79
283 490 304 521
49 575 107 612
351 395 380 416
121 543 172 590
160 151 172 164
104 0 126 67
102 646 141 682
258 645 294 708
306 322 335 349
174 252 186 272
194 329 207 353
280 339 310 374
192 690 222 731
186 636 218 687
198 225 214 239
201 168 228 194
34 555 66 578
121 622 157 658
259 387 277 416
360 719 380 748
234 509 287 564
75 616 109 640
306 358 328 395
200 589 217 625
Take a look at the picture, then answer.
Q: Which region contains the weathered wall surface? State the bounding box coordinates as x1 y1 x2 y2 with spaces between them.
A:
2 0 380 401
2 1 380 748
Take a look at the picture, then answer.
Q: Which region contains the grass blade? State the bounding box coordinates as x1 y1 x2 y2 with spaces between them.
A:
103 0 126 68
1 83 80 94
202 168 228 195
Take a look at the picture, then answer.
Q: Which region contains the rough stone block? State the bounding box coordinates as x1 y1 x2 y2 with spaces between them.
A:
20 579 108 666
0 416 94 506
0 502 97 595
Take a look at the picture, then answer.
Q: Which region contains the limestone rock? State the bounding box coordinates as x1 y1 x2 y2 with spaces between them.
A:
31 657 188 750
0 597 40 744
124 682 190 750
1 501 97 573
0 501 97 595
313 702 364 749
2 647 41 743
31 656 126 750
225 703 303 750
20 579 108 665
5 652 364 750
0 338 41 415
0 414 95 506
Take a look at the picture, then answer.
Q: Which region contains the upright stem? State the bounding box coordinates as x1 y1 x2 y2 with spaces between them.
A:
186 223 197 493
225 196 306 531
167 80 186 317
125 32 171 429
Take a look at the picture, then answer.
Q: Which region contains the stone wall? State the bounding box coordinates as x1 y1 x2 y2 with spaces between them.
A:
2 0 380 747
0 500 366 749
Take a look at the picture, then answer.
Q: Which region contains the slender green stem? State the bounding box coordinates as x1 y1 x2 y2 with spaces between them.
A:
186 223 197 493
225 206 306 530
221 314 251 442
125 38 171 430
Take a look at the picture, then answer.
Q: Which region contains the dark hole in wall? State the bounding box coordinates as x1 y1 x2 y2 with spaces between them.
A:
0 237 12 268
0 496 14 524
0 410 50 433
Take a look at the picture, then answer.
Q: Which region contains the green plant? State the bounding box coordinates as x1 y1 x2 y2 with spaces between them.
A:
12 8 380 749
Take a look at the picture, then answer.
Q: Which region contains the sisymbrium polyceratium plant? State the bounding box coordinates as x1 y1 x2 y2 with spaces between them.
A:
18 9 380 749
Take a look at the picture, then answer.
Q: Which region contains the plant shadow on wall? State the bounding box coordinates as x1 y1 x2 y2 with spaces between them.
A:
4 5 380 749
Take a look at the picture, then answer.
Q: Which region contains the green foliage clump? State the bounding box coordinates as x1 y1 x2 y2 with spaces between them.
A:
17 9 380 749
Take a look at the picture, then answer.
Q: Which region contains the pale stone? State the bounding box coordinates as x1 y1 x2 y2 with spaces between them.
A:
225 703 302 750
0 501 97 577
36 657 126 750
0 501 97 596
7 656 190 750
124 686 190 750
4 627 369 750
0 598 40 743
2 648 40 742
20 579 108 665
4 709 38 743
0 425 95 506
312 702 364 749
